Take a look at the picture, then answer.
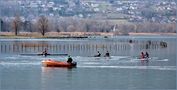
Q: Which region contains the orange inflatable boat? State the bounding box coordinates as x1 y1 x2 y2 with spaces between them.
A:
42 59 77 68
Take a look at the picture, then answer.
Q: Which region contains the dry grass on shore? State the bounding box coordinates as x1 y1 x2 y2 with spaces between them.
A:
0 32 176 38
0 32 114 38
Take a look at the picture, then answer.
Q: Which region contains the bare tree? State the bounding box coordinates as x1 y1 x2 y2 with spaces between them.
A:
59 20 67 32
53 19 60 33
67 25 76 32
23 20 33 32
37 16 48 36
12 15 22 35
55 23 60 33
0 19 2 32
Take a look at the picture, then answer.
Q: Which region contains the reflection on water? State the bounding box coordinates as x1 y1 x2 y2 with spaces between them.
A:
0 37 176 90
0 38 174 57
41 67 76 90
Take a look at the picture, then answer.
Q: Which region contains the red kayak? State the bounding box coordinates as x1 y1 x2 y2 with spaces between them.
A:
42 59 77 68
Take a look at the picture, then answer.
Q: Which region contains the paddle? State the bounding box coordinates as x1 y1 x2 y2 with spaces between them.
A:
87 55 101 57
20 53 68 56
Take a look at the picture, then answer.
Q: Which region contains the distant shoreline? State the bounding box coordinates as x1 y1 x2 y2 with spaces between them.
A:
128 32 176 36
0 32 176 39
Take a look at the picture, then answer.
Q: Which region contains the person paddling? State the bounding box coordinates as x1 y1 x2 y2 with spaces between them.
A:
42 48 48 57
145 52 149 58
94 51 101 57
104 51 110 57
140 52 145 59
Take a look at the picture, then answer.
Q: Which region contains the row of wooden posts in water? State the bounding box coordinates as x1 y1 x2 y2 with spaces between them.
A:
0 41 167 53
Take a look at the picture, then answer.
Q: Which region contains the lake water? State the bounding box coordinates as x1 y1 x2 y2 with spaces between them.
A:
0 36 176 90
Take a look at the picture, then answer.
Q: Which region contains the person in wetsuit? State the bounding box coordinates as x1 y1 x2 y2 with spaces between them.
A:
94 51 101 57
104 51 110 57
141 52 145 59
67 56 73 63
145 52 149 58
42 48 48 57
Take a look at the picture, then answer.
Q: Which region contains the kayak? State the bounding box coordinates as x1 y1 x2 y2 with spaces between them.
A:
42 59 77 68
133 57 150 61
21 53 68 56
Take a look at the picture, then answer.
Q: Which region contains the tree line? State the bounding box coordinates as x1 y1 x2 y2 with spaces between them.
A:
0 16 176 36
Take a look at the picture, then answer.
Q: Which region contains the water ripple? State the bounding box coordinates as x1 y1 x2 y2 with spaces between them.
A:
77 65 176 71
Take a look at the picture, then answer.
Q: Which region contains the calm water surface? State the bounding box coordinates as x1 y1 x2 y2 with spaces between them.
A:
0 36 176 90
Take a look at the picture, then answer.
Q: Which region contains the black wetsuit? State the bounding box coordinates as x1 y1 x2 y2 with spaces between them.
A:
145 53 149 58
42 51 48 57
67 57 73 63
105 52 110 57
98 53 101 57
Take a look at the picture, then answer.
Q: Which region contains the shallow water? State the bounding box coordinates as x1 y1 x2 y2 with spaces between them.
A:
0 36 176 90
